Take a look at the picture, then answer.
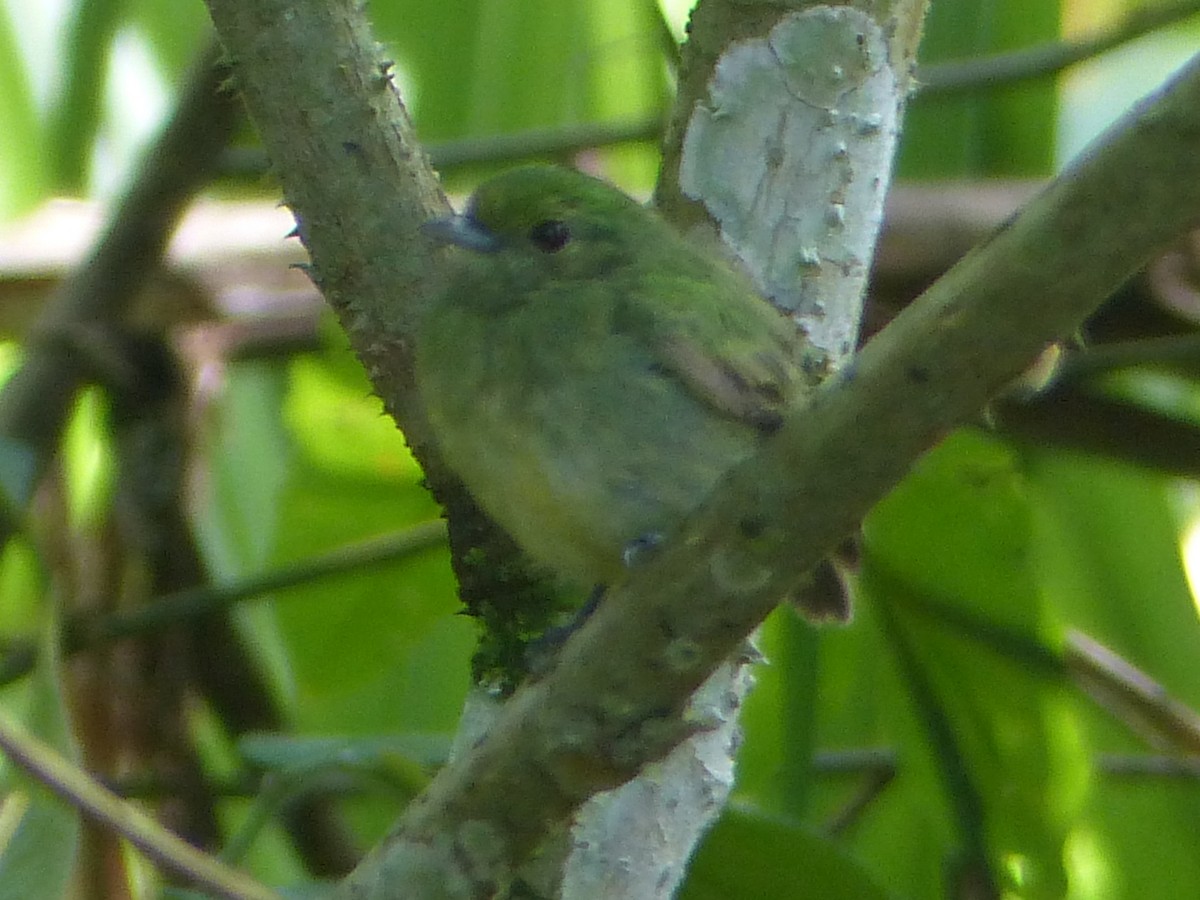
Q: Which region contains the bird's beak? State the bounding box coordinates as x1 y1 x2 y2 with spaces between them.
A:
421 214 503 254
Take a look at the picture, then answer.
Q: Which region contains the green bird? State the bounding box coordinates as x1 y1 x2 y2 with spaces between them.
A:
417 165 845 619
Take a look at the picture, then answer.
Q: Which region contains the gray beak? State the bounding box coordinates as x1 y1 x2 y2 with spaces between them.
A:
422 214 503 253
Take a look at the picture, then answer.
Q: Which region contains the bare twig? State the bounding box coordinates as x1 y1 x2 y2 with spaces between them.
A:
0 523 446 688
0 714 279 900
918 0 1200 95
1067 630 1200 755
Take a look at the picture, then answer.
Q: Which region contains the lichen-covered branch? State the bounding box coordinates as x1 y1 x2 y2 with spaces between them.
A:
659 0 928 363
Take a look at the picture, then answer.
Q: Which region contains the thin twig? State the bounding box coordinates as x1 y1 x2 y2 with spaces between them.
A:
0 522 446 688
1067 630 1200 755
1053 334 1200 383
1098 754 1200 778
0 714 279 900
918 0 1200 95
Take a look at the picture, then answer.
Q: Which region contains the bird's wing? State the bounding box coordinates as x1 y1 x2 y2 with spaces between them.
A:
654 332 790 433
632 270 817 435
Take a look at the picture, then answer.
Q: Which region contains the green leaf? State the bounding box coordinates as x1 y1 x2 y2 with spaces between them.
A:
193 361 292 580
679 806 894 900
1025 447 1200 705
126 0 209 76
45 0 125 193
0 4 46 217
901 0 1061 177
270 339 469 729
736 606 822 820
372 0 667 185
860 430 1089 898
1022 446 1200 899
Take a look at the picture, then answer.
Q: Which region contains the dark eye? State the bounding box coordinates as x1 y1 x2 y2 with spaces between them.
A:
528 219 571 253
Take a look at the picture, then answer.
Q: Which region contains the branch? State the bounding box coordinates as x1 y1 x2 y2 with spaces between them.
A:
0 524 446 688
201 1 539 684
0 36 239 533
1067 630 1200 755
552 3 928 894
218 117 666 183
338 51 1200 897
0 714 278 900
203 0 447 442
429 116 665 170
918 0 1200 96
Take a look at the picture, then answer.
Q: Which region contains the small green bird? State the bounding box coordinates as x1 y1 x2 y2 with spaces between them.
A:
417 165 843 617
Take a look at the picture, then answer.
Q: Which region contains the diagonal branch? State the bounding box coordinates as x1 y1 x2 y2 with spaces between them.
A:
337 52 1200 897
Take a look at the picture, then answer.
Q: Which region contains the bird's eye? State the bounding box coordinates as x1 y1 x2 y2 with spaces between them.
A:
528 219 571 253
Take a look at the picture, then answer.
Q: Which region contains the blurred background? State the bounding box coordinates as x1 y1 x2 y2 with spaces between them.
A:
0 1 1198 898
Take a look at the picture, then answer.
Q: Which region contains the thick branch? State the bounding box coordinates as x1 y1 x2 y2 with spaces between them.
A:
339 52 1200 897
201 1 544 674
204 0 447 442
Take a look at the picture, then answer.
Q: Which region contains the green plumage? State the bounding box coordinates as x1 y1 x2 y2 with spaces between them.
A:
416 165 821 589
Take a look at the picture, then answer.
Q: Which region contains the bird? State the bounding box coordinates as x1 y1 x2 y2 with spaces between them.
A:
416 164 848 622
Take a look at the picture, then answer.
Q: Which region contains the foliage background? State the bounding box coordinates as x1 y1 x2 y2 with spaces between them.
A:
0 0 1198 897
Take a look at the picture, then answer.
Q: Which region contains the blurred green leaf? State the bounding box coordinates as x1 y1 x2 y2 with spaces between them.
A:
1022 444 1200 898
372 0 667 187
193 361 292 580
0 5 46 217
679 805 894 900
45 0 125 192
260 337 471 738
126 0 209 76
859 430 1090 898
901 0 1060 177
736 607 822 820
1025 447 1200 707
